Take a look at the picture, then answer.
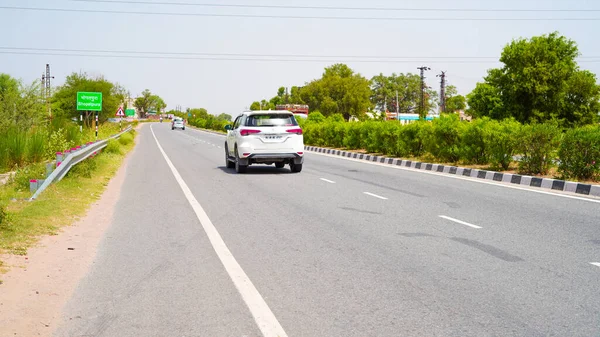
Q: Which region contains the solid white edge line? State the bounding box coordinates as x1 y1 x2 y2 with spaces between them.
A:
439 215 483 229
590 262 600 268
364 192 388 200
309 151 600 204
150 126 288 337
320 178 336 184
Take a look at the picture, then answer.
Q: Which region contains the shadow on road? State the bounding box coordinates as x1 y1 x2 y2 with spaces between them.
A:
216 166 292 175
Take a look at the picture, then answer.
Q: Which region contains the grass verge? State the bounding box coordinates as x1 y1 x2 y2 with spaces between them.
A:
0 129 136 266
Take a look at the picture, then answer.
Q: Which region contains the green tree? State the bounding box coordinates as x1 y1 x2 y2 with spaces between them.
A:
370 72 437 115
188 108 209 119
250 101 261 110
52 72 124 127
0 74 46 133
300 64 372 120
467 32 600 126
443 85 467 113
153 96 166 114
217 113 232 121
133 89 166 117
290 86 304 104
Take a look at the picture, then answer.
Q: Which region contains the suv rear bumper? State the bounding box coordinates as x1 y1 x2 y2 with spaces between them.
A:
239 153 304 165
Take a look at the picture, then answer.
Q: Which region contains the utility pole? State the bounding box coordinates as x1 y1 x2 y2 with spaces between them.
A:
396 90 400 121
437 71 446 114
41 64 54 119
417 66 430 120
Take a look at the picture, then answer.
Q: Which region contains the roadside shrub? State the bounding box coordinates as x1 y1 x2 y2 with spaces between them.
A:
558 126 600 181
310 123 327 146
0 204 7 227
26 128 48 163
398 121 432 157
359 121 376 150
68 157 98 178
483 119 521 170
307 111 325 123
327 113 345 123
330 122 348 148
377 122 402 156
46 128 73 159
459 118 488 164
343 122 362 149
10 163 46 192
104 139 122 155
65 124 82 146
5 129 27 168
118 132 133 145
425 114 462 163
517 122 561 175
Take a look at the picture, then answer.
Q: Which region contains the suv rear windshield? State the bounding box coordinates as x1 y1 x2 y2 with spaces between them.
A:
245 114 298 127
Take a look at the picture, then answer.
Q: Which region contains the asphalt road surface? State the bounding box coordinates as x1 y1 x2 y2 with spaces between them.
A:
55 123 600 337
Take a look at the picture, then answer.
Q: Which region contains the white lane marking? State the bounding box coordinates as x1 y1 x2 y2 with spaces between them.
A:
439 215 482 229
320 178 336 184
150 126 288 337
310 151 600 204
590 262 600 268
364 192 388 200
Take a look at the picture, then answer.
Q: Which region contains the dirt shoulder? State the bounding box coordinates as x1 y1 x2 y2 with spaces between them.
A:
0 128 140 337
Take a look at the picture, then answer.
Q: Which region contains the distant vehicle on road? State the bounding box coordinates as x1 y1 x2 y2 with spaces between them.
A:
172 117 185 130
224 110 304 173
276 104 309 117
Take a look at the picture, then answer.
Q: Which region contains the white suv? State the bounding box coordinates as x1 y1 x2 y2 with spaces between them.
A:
224 110 304 173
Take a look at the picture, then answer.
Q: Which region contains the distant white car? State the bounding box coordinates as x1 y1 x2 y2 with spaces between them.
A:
172 118 185 130
224 110 304 173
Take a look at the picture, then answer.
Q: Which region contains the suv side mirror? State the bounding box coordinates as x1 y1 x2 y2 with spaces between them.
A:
224 124 232 131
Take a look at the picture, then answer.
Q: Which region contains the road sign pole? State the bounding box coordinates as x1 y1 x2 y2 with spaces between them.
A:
95 111 98 140
120 116 122 131
80 111 83 133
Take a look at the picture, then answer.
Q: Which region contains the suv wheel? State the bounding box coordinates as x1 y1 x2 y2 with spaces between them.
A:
290 162 303 173
235 147 247 173
225 145 235 169
275 162 285 169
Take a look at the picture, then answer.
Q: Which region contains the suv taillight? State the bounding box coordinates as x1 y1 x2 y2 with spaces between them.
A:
240 129 261 136
286 128 303 135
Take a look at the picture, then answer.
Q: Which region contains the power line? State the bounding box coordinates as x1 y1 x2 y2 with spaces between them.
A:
65 0 600 12
3 46 599 60
2 51 600 64
0 51 509 63
2 6 600 20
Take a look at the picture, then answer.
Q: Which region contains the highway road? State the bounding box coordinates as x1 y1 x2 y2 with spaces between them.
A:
55 123 600 337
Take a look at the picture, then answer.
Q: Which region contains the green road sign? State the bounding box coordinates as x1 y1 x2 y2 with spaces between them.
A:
77 92 103 111
125 109 136 117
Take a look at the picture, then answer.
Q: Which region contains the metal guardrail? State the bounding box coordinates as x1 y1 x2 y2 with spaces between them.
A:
29 126 133 201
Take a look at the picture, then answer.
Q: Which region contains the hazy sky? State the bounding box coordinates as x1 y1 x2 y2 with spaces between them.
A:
1 0 599 116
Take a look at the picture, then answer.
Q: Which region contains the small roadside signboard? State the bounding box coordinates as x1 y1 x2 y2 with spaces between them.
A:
76 92 102 111
116 106 125 117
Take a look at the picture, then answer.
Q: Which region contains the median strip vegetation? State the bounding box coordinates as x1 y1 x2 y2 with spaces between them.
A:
298 113 599 182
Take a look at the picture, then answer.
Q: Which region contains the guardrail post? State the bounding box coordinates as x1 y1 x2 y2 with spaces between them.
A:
46 163 54 178
56 152 63 162
29 180 38 193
